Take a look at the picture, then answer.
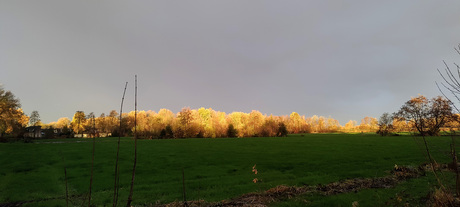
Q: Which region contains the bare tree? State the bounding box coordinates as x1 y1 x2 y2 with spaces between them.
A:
377 112 393 136
29 110 41 126
437 44 460 197
394 95 452 136
437 44 460 113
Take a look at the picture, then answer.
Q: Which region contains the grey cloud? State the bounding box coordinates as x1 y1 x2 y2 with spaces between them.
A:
1 1 460 125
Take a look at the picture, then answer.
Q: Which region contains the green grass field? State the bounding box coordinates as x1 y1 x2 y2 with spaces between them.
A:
0 133 457 206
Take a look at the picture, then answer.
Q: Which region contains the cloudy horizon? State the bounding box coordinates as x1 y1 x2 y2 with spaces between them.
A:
2 1 460 125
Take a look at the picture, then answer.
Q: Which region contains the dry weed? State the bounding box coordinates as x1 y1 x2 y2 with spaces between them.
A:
428 188 457 207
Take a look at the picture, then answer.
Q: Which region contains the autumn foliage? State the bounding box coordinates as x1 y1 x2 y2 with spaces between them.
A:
0 87 28 137
39 108 389 139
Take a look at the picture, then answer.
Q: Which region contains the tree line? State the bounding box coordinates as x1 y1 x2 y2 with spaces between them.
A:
2 84 433 139
50 108 395 138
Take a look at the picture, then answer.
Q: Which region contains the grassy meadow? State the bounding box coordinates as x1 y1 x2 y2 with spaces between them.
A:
0 133 457 206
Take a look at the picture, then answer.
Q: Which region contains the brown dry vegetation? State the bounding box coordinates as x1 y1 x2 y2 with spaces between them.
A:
154 165 433 207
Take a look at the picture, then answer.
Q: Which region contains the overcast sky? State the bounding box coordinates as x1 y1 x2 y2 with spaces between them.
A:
1 1 460 125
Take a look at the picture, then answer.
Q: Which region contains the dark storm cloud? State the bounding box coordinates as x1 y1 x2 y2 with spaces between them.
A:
1 1 460 124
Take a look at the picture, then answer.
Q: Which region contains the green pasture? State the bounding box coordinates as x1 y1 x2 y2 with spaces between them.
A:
0 134 457 206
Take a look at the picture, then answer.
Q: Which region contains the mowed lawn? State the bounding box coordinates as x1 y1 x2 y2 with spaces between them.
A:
0 134 456 206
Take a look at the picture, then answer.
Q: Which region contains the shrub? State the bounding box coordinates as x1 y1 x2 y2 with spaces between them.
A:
227 124 237 138
277 123 288 137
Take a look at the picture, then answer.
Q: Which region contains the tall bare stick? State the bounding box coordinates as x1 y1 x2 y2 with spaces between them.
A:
127 75 138 207
421 135 444 189
182 169 187 207
113 82 128 207
89 113 96 207
65 166 69 207
60 150 69 207
451 133 460 197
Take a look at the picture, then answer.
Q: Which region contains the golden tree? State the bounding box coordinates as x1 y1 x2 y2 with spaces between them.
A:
343 120 357 132
174 107 198 138
227 112 244 137
0 87 28 137
359 116 378 132
212 110 228 138
306 115 319 132
102 110 119 136
156 108 175 138
157 108 175 126
249 110 265 136
261 115 279 137
197 108 214 137
56 117 71 129
71 111 86 137
287 112 302 134
326 117 340 132
317 116 326 132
